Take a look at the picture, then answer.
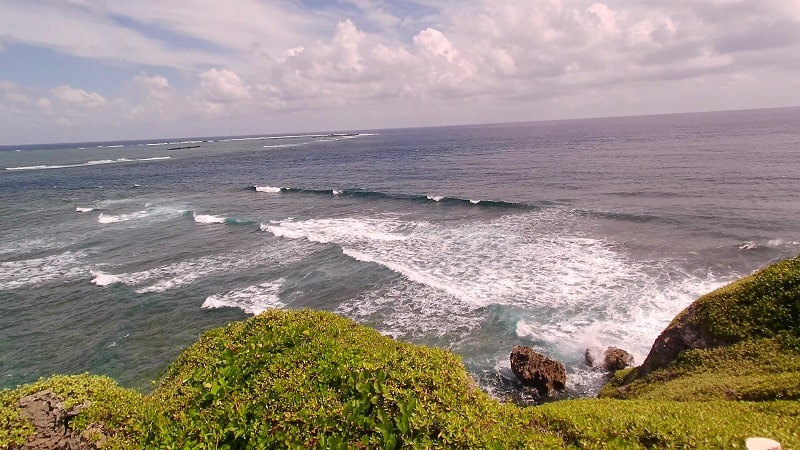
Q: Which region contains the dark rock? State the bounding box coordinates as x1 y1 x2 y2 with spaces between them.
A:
584 348 595 366
603 347 634 371
636 302 722 379
509 346 566 396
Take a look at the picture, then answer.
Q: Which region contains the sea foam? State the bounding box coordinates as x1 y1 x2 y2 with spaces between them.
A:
254 185 282 193
202 279 287 314
90 270 122 286
193 213 226 224
0 251 88 290
264 210 737 363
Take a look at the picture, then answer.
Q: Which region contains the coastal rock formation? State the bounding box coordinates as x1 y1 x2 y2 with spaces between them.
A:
585 347 634 371
509 346 566 396
603 347 634 371
634 302 720 379
14 389 99 449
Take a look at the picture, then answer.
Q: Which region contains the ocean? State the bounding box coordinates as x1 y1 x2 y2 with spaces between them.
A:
1 107 799 400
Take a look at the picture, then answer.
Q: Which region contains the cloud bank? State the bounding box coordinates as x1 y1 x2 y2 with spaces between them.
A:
1 0 799 143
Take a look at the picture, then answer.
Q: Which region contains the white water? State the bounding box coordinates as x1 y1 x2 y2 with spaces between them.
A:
263 210 736 361
202 279 287 314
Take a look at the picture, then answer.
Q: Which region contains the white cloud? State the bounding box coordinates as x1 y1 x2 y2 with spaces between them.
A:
193 69 251 115
51 85 107 109
0 2 225 69
36 98 52 111
134 74 169 91
4 91 30 105
197 69 250 103
1 0 800 143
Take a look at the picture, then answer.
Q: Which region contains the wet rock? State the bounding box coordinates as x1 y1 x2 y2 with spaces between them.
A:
603 347 634 371
585 347 634 371
510 346 566 396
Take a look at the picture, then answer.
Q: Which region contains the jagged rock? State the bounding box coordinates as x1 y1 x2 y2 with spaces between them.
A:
635 302 722 379
509 346 566 396
584 348 596 366
603 347 634 371
585 347 634 371
13 389 98 450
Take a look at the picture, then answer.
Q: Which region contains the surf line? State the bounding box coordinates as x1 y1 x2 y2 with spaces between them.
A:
250 186 535 209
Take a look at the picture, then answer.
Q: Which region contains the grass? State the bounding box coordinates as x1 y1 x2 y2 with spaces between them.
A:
2 254 799 449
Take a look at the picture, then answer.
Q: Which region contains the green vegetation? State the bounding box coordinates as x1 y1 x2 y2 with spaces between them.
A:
603 255 800 404
2 255 799 448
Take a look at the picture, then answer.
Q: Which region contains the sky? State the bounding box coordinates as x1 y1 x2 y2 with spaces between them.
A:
1 0 799 145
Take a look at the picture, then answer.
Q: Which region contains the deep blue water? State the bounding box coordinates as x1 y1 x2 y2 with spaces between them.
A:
2 107 799 400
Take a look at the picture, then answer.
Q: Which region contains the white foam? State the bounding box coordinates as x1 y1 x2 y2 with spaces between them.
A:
76 207 95 213
193 213 226 224
0 251 88 289
332 189 344 195
255 185 282 193
5 156 171 171
264 217 412 244
97 205 181 225
87 159 116 165
265 210 738 362
202 279 287 314
138 156 171 161
0 237 60 256
98 211 148 224
86 240 318 294
90 270 122 286
336 278 482 342
263 143 306 148
427 195 444 202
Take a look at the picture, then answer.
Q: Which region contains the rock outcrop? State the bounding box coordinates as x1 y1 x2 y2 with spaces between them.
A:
13 390 99 450
509 346 566 396
585 347 634 371
603 347 634 371
634 302 721 379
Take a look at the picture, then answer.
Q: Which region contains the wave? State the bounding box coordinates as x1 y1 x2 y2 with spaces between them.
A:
6 156 171 171
98 211 149 224
201 279 287 315
263 143 307 148
193 214 226 224
97 205 184 225
264 211 738 366
253 185 282 193
86 240 319 294
251 186 535 209
187 211 258 226
737 239 800 251
75 207 95 213
0 251 89 290
90 270 123 287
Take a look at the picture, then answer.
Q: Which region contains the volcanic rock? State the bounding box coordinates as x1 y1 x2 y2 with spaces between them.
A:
509 346 566 396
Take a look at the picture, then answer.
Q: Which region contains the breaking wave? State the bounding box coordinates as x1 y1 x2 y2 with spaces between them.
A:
251 186 535 210
6 156 171 171
202 279 287 315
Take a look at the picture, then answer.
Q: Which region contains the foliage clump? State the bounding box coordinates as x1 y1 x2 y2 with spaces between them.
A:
143 309 558 448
